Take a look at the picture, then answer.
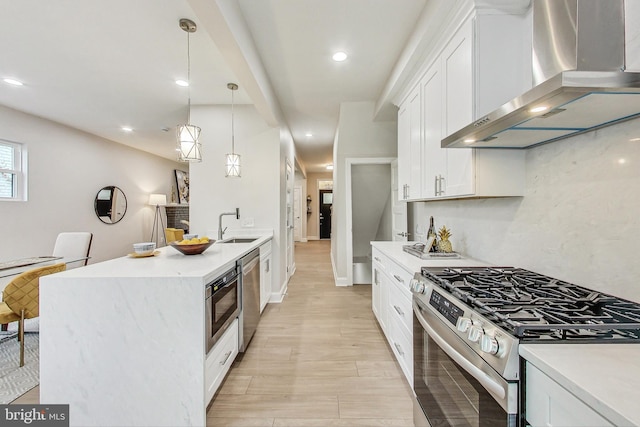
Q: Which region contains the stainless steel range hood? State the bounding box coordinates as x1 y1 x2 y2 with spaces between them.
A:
443 0 640 149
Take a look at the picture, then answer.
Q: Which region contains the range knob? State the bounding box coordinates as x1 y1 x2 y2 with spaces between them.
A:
410 279 426 294
456 317 472 333
468 325 483 343
480 334 500 355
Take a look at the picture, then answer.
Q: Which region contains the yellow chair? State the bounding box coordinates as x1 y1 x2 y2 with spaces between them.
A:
165 228 184 244
0 263 66 367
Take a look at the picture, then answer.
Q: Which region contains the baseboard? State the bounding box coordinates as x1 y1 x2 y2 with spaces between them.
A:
307 236 320 240
330 249 351 287
269 280 288 303
301 238 308 243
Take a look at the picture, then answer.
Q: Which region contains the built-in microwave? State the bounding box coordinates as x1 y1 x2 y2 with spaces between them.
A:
205 265 241 354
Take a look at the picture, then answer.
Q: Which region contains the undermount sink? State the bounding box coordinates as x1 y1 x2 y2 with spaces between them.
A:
219 238 259 244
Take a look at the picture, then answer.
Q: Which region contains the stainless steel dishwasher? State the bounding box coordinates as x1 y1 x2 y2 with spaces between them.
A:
239 248 260 352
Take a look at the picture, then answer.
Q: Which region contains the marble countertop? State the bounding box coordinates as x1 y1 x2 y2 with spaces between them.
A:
51 234 272 284
371 241 488 272
520 344 640 426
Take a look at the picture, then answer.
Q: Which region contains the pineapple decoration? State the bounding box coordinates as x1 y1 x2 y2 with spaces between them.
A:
437 226 453 253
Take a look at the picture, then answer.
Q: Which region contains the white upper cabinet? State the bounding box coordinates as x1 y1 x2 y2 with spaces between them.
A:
397 7 530 201
397 84 422 200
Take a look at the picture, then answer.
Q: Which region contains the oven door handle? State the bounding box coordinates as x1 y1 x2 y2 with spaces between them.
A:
414 303 506 400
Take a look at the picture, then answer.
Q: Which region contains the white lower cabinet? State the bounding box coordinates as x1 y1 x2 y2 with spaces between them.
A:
205 318 239 405
371 247 413 386
260 241 272 313
526 362 614 427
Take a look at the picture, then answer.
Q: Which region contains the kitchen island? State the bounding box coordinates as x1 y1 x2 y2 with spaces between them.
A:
39 235 271 427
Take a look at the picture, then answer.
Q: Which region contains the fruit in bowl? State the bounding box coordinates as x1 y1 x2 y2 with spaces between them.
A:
169 236 215 255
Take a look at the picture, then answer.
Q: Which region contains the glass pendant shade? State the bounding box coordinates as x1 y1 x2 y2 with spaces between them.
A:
225 153 241 177
177 124 202 162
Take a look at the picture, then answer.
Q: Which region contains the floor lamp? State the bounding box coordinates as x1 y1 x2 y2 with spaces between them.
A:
149 194 167 246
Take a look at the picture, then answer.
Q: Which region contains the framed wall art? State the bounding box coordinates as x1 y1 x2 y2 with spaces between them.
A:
174 169 189 204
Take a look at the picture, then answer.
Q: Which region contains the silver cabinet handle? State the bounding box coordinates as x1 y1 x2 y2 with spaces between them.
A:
440 175 445 196
374 257 381 262
220 350 233 366
435 175 439 196
393 305 405 317
394 342 404 356
393 274 404 284
396 232 410 237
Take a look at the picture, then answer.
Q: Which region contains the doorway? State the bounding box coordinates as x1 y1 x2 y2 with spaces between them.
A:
319 189 332 239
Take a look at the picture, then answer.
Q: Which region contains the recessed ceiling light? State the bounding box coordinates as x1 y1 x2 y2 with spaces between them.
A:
305 132 313 137
618 158 627 164
3 78 23 86
529 106 548 113
175 79 189 87
122 127 133 132
629 137 640 142
332 52 348 62
326 164 334 170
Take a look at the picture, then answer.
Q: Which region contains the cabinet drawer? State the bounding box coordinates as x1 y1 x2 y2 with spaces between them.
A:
387 260 413 295
388 285 412 336
387 311 413 386
372 248 388 273
260 240 272 257
205 318 239 405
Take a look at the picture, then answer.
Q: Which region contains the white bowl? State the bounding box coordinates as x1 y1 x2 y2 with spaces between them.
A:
133 242 156 255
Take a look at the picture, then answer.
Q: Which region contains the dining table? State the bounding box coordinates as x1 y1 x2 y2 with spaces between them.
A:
0 255 89 292
0 255 88 332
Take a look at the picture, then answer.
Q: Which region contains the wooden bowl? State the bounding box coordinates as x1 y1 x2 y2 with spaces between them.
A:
169 240 215 255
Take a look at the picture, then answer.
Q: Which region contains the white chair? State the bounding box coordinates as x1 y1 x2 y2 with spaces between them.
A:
52 232 93 269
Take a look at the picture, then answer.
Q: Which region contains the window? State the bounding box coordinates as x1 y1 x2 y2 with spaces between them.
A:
0 139 27 201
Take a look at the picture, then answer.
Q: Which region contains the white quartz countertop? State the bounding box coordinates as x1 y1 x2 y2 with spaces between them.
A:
51 234 272 284
371 241 488 272
520 343 640 426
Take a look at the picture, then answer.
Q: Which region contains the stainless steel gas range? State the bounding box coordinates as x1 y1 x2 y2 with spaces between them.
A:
410 266 640 427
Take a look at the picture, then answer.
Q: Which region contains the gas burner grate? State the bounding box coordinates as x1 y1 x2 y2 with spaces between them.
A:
421 266 640 341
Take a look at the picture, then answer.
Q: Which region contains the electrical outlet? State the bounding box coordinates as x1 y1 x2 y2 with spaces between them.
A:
241 217 254 227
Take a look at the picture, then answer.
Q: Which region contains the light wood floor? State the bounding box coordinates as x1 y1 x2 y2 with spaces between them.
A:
13 241 416 425
207 240 415 427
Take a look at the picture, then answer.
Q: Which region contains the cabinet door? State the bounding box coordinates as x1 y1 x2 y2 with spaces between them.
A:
260 253 272 313
442 19 474 197
408 85 422 200
526 363 614 427
372 266 388 332
421 63 445 198
397 100 410 201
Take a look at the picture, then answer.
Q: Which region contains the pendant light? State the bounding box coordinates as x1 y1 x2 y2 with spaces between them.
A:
176 18 202 162
225 82 241 177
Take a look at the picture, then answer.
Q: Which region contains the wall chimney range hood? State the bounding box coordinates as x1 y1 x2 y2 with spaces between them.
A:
443 0 640 149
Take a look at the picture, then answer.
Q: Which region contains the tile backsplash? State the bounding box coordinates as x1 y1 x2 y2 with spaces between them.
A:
411 118 640 302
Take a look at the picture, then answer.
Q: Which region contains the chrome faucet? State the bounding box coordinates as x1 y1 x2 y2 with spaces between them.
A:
218 208 240 240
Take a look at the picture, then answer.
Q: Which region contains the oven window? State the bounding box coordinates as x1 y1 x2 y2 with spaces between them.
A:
214 285 238 323
416 330 508 427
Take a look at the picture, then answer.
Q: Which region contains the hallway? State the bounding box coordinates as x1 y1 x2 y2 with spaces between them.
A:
207 240 415 426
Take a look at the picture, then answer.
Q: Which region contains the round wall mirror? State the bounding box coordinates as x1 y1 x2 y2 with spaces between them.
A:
94 186 127 224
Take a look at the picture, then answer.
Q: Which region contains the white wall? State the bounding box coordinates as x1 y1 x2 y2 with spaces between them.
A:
0 105 181 263
411 117 640 302
331 102 397 284
189 104 292 300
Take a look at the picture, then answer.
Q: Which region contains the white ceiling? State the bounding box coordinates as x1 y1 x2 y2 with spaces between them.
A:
0 0 428 173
